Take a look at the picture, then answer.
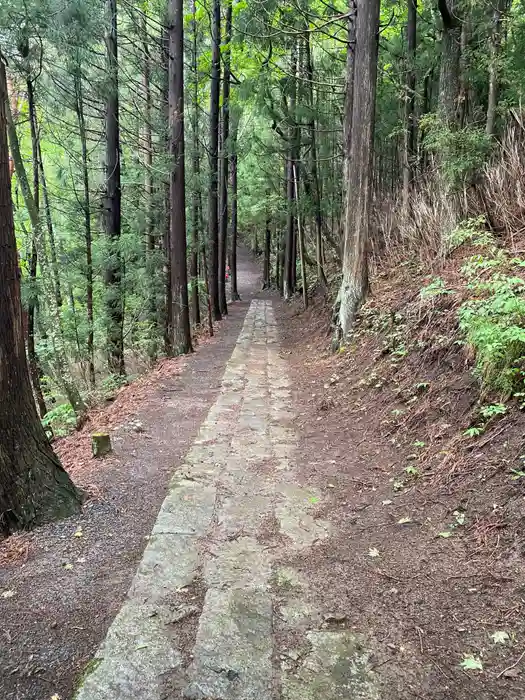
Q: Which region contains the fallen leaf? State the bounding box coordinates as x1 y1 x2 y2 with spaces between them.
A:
438 531 453 538
460 654 483 672
1 590 15 599
382 499 393 505
51 694 61 700
398 516 412 524
74 528 83 538
368 547 380 558
63 563 74 571
491 631 510 645
327 483 335 488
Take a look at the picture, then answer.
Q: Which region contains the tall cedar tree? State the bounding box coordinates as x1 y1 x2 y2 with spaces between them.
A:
338 0 380 338
105 0 125 375
0 61 81 535
208 0 222 321
218 0 232 316
169 0 193 354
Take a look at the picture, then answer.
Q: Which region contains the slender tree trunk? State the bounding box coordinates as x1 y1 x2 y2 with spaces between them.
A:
201 242 214 337
104 0 125 376
161 27 173 357
438 0 462 126
402 0 417 205
305 33 328 289
142 14 157 361
337 0 380 338
190 0 201 326
263 196 271 289
486 0 509 137
293 164 307 310
38 149 63 311
208 0 222 320
0 61 81 536
230 115 241 301
73 66 95 387
26 78 47 418
283 41 298 300
218 0 232 317
168 0 193 354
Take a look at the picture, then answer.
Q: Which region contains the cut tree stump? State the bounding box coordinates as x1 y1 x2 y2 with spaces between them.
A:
92 432 112 458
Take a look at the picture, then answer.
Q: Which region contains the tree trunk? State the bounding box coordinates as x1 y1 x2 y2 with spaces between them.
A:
402 0 417 205
104 0 125 375
305 32 327 290
0 61 81 536
201 242 214 337
73 66 95 387
208 0 222 321
438 0 462 126
283 41 298 300
263 198 271 289
161 27 173 357
230 115 241 301
26 78 47 418
168 0 193 355
337 0 380 338
142 14 157 361
486 0 509 137
218 0 232 317
190 0 201 326
293 164 308 310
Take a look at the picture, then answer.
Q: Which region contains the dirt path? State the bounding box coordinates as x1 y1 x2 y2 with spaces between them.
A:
4 273 522 699
0 250 260 700
72 298 380 700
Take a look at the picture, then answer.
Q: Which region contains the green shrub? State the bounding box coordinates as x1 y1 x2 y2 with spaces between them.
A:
421 115 491 189
459 273 525 393
41 403 78 438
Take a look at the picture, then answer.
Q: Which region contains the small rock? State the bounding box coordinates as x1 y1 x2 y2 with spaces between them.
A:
503 668 520 678
323 612 347 624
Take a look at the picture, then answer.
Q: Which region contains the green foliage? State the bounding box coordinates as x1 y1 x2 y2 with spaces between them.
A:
445 217 493 252
41 403 77 437
459 271 525 393
420 277 454 299
421 115 491 189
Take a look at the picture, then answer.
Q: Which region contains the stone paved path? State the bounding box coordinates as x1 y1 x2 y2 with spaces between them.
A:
75 299 378 700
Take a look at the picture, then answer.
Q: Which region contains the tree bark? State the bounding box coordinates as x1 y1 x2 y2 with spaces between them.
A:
293 164 307 310
486 0 509 137
0 61 81 536
208 0 222 321
73 65 95 387
304 32 327 290
26 78 47 418
263 195 271 289
168 0 193 354
104 0 125 375
402 0 417 205
142 14 157 361
190 0 201 326
161 27 173 357
438 0 462 126
218 0 232 317
283 40 298 301
230 114 241 301
337 0 380 338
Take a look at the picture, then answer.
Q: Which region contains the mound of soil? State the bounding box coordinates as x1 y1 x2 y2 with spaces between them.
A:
276 272 525 699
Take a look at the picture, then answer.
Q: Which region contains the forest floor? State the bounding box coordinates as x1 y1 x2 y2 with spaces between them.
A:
2 253 525 700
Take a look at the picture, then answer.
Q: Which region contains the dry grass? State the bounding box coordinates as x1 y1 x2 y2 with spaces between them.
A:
374 114 525 266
